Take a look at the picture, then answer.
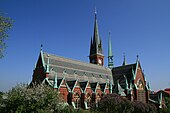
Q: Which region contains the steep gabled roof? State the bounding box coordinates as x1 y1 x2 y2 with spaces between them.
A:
42 52 113 84
112 63 137 82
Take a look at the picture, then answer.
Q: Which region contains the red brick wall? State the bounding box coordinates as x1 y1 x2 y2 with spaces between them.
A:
134 63 147 103
59 87 69 102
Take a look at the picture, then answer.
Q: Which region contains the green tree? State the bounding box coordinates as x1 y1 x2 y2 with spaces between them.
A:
132 101 157 113
91 93 134 113
160 97 170 113
0 84 67 113
0 14 13 58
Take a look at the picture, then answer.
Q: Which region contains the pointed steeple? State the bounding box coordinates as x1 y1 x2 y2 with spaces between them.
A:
93 8 100 49
89 9 104 66
108 32 114 68
90 37 93 55
40 44 45 68
90 9 103 55
122 53 127 66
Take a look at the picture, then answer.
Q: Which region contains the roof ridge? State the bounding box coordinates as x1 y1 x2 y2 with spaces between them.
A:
113 63 136 69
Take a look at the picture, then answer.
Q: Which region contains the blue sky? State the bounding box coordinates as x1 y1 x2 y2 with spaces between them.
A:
0 0 170 91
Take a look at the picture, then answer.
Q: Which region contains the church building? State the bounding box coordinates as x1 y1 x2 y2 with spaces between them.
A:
31 11 150 109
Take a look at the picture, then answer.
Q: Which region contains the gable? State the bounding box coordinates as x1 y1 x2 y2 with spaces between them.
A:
59 79 67 88
135 63 145 87
75 81 80 87
96 83 101 90
32 52 46 83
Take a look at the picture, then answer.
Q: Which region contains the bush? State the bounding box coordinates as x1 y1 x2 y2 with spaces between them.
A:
91 93 157 113
91 93 134 113
0 83 66 113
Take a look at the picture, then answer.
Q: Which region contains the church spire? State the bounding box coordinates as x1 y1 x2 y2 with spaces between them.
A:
122 53 127 66
108 32 113 68
89 9 104 66
90 8 103 55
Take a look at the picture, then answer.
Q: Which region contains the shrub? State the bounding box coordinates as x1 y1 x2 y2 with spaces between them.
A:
0 83 66 113
91 93 134 113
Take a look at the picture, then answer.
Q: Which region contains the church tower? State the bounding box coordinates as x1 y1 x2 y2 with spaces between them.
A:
89 10 104 66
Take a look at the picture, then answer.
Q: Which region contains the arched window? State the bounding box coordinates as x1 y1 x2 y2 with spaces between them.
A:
73 92 81 109
137 79 144 90
96 92 101 107
86 93 91 108
137 79 146 102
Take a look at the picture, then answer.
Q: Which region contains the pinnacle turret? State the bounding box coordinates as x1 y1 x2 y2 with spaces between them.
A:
122 53 127 66
108 32 113 68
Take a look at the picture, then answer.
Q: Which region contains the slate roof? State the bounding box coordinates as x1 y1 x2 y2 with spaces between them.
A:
43 52 113 84
111 63 137 94
112 64 136 83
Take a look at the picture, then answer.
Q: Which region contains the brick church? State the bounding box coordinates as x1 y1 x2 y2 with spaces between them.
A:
31 11 150 109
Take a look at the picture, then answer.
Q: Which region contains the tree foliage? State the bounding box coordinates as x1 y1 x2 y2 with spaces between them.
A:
0 84 67 113
132 101 157 113
91 93 157 113
160 97 170 113
0 14 13 58
91 93 134 113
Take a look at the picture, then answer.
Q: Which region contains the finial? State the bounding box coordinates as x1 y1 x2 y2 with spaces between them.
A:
94 7 97 14
40 44 43 51
109 31 111 37
137 55 139 60
122 53 127 66
136 54 140 63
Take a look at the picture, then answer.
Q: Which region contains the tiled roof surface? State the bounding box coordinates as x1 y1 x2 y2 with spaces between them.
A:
112 64 136 83
43 52 113 84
